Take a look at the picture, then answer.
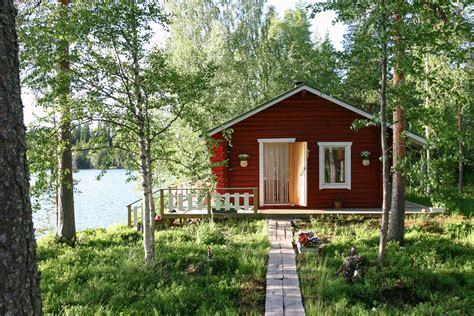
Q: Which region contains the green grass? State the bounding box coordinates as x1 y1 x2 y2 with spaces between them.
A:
296 215 474 315
38 219 269 315
407 185 474 216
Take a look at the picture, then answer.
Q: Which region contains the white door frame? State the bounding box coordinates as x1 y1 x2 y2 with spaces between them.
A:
258 138 296 207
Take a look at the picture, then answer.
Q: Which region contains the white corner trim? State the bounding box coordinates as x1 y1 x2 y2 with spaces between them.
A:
318 142 352 190
259 141 264 206
257 138 296 143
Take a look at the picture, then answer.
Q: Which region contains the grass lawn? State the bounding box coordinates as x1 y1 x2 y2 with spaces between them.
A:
295 215 473 315
38 219 269 315
407 185 474 217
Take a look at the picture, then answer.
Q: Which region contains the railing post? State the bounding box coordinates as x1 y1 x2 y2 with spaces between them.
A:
253 188 258 215
160 189 165 219
207 191 212 218
127 205 132 227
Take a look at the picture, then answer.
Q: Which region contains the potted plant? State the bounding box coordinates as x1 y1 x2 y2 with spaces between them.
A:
334 195 343 209
238 153 249 167
360 151 371 166
295 230 320 254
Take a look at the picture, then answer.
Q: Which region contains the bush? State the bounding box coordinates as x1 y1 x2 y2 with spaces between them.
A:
196 222 228 245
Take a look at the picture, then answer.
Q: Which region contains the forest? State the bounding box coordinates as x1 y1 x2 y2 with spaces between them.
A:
0 0 472 314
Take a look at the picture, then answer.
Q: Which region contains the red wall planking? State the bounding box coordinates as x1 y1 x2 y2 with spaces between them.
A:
210 90 384 208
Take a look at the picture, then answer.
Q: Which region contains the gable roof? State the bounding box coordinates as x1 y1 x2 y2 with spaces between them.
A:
207 84 427 145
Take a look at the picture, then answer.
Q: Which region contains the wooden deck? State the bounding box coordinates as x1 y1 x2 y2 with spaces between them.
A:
157 201 444 220
126 187 444 227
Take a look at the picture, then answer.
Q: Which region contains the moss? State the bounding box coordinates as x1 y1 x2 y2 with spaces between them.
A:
296 215 474 315
38 219 269 315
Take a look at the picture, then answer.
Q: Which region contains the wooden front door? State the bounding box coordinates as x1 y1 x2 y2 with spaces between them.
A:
289 142 307 206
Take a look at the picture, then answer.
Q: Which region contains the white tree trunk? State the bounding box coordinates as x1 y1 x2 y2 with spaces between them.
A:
138 129 153 263
378 14 390 263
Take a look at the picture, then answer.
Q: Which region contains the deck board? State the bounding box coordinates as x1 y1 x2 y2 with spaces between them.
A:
159 201 444 220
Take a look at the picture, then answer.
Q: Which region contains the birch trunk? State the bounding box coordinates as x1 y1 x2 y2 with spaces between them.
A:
146 140 156 240
424 57 431 195
137 125 153 262
0 0 42 312
131 14 154 262
378 10 390 264
457 101 464 193
56 0 76 245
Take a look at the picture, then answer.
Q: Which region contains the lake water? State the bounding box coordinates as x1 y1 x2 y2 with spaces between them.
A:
33 169 141 235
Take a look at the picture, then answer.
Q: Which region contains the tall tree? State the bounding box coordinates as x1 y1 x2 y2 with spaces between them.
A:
314 0 472 244
18 0 78 245
377 1 390 264
387 11 406 243
74 0 211 262
166 1 342 126
55 0 76 245
0 0 42 313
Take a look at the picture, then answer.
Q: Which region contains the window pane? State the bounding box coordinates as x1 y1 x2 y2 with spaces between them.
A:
324 147 345 183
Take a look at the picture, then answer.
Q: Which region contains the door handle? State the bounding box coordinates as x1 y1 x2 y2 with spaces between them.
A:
300 167 306 176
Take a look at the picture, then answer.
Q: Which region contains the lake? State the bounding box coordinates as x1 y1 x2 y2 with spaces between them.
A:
33 169 141 235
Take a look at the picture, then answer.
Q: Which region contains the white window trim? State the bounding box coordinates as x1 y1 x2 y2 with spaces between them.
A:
257 138 296 143
318 142 352 190
258 138 296 206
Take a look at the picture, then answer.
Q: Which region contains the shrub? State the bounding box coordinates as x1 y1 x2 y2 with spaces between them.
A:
196 222 228 245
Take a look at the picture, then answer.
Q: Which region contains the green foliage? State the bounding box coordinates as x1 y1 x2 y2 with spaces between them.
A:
38 220 269 314
196 222 228 245
297 215 474 315
166 1 342 124
70 123 130 170
407 186 474 216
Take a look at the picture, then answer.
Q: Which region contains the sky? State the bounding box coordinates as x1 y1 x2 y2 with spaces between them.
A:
22 0 347 125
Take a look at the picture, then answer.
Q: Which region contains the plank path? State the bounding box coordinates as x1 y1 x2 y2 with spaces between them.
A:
265 219 305 316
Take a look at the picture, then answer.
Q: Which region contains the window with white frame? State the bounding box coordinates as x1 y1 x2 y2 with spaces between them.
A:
318 142 352 189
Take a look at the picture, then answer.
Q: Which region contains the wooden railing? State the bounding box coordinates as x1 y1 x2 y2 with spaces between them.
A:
126 187 258 228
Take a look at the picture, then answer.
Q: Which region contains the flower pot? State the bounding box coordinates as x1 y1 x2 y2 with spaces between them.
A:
295 241 319 254
301 247 319 254
334 201 342 209
240 160 248 167
362 159 370 166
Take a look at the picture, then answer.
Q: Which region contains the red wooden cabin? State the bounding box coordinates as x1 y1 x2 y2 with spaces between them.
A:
208 83 426 209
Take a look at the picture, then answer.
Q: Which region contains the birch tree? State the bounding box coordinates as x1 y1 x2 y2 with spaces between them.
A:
377 1 390 264
74 0 212 262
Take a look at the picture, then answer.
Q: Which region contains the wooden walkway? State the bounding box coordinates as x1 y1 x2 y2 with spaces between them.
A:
265 219 305 316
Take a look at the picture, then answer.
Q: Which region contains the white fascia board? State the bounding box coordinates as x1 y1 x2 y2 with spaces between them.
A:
208 85 427 145
303 86 373 120
207 85 307 136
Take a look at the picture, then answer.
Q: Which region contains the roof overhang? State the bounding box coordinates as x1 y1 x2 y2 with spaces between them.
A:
207 84 427 146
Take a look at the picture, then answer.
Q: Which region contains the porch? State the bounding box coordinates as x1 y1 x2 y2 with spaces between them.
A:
125 187 444 227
